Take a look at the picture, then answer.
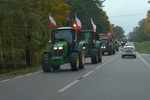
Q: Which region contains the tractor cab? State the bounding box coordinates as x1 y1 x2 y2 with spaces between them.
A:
51 27 78 54
80 30 95 47
101 39 109 46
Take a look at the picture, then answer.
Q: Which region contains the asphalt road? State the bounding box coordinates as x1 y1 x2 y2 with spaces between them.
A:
0 47 150 100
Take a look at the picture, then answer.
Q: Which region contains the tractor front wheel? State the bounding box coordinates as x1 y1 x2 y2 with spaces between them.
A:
42 53 51 72
91 49 98 64
79 50 85 69
70 52 79 71
98 49 102 63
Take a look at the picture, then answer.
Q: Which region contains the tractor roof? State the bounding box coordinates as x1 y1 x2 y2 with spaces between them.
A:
81 30 93 32
53 27 75 30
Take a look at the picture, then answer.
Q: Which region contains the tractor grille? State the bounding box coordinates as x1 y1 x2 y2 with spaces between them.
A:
54 50 63 56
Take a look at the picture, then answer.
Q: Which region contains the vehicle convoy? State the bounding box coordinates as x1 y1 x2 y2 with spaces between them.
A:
100 33 116 55
42 27 85 72
81 30 102 64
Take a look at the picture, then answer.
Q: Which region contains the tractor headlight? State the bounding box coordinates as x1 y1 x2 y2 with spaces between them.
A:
58 46 63 50
101 46 106 49
83 46 86 50
54 47 57 50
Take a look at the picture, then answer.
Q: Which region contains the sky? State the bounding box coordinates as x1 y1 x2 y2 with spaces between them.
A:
103 0 150 35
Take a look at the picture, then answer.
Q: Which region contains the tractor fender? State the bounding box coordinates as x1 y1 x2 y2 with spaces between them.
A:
70 43 84 54
95 41 101 50
49 45 54 56
78 42 84 53
43 52 52 58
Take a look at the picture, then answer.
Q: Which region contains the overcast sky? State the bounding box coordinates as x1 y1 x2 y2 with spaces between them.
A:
103 0 150 35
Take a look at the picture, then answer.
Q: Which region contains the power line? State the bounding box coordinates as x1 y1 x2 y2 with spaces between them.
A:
109 13 146 18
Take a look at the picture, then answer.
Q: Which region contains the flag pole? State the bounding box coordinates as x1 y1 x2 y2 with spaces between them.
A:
49 13 51 43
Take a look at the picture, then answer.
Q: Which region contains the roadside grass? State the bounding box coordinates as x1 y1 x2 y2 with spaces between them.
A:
0 65 41 80
134 42 150 54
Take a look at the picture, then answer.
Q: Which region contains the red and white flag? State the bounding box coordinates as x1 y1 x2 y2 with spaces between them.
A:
75 15 82 30
49 16 57 28
91 18 96 33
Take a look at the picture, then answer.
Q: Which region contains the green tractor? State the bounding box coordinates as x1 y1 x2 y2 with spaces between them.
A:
80 30 102 64
100 33 116 55
42 27 85 72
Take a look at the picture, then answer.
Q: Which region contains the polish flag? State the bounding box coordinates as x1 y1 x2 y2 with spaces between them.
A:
108 33 112 39
75 15 82 30
49 16 56 28
91 18 96 33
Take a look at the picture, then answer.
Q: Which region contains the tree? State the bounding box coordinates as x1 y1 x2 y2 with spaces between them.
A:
113 26 125 40
63 0 111 33
143 10 150 37
0 0 71 68
131 20 150 42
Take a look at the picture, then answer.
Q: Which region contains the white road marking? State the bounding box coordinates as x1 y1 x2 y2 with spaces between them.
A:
137 52 150 68
58 53 121 92
15 76 23 79
95 65 102 70
83 71 94 77
0 70 42 83
26 73 32 76
58 80 79 92
1 79 10 82
35 71 42 73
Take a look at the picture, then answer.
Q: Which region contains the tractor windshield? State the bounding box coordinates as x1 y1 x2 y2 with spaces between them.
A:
101 39 108 45
54 29 73 44
81 32 92 41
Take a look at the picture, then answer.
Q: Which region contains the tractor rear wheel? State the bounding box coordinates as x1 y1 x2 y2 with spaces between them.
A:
91 49 98 64
42 53 51 72
70 52 79 71
52 65 60 71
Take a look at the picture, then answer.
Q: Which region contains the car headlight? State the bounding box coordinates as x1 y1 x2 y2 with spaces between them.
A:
58 46 63 50
103 46 106 48
54 47 57 50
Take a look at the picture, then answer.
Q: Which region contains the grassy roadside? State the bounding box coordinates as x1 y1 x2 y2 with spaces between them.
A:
0 65 41 80
134 42 150 54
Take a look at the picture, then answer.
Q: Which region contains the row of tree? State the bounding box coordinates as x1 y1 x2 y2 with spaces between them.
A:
0 0 71 70
128 10 150 42
0 0 125 71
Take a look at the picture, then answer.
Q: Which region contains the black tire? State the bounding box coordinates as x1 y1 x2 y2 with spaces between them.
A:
108 47 112 55
91 49 98 64
79 50 85 69
52 65 60 71
42 53 51 72
122 55 124 58
134 55 136 58
116 48 119 52
98 48 102 63
108 50 112 55
102 52 104 55
70 52 79 71
113 48 115 54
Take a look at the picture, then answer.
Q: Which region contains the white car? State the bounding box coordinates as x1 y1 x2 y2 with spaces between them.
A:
121 45 136 58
